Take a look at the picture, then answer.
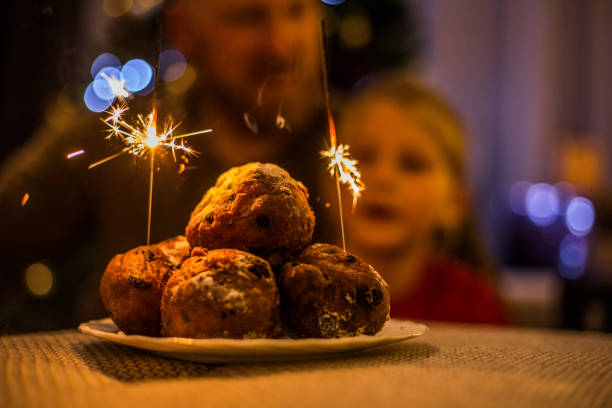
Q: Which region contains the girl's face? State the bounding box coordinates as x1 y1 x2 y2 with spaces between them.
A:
342 98 462 254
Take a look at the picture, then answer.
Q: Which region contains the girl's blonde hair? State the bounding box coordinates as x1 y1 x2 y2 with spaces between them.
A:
350 74 466 180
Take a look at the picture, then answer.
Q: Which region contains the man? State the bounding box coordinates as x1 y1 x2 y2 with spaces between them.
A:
0 0 326 332
168 0 323 165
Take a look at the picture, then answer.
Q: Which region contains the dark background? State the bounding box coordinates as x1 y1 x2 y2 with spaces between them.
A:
1 0 611 332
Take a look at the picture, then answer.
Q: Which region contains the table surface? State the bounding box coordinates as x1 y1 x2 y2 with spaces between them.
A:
1 321 611 408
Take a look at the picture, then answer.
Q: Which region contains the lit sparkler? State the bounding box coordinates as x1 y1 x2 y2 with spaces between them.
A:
93 104 209 163
89 102 212 244
318 21 364 251
85 4 212 246
320 142 364 210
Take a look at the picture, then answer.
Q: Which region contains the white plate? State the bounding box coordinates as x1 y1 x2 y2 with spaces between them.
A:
78 318 428 363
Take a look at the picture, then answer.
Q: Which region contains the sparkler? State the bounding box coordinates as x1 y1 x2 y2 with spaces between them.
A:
320 143 364 210
89 101 212 245
94 104 210 163
85 5 213 246
60 5 212 246
318 21 364 251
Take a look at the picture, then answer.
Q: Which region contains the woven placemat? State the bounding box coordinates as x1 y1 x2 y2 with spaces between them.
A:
1 322 611 408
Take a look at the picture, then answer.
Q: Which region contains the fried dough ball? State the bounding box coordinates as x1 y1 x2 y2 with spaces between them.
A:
278 243 390 338
186 162 314 267
161 248 279 338
99 236 188 336
156 235 191 265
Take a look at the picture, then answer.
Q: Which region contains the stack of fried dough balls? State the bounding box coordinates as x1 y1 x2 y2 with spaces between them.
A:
99 162 390 338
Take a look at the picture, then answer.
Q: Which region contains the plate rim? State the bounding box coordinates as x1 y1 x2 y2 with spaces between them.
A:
78 318 429 360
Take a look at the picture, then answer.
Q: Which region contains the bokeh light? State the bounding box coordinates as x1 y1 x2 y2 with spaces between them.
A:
321 0 346 5
566 197 595 237
508 181 531 215
25 263 54 297
132 0 163 16
339 14 373 49
103 0 133 18
90 53 120 78
84 82 112 112
553 182 577 215
160 49 187 82
121 59 153 92
525 183 559 226
558 234 588 279
135 69 156 95
93 67 123 100
165 64 197 95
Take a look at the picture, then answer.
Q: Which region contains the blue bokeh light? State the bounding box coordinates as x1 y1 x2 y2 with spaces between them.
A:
553 182 576 215
566 197 595 237
90 53 121 78
93 67 122 100
558 234 588 279
160 50 186 82
136 69 156 95
121 59 153 92
525 183 559 226
84 82 112 112
321 0 346 5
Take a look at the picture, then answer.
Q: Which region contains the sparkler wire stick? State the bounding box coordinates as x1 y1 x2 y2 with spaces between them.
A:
145 9 164 246
147 151 154 245
146 132 155 245
335 168 346 250
319 21 336 149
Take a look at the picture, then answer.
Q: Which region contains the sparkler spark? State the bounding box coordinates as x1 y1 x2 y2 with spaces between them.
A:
101 72 129 99
90 104 212 169
66 150 85 159
105 103 128 125
320 142 365 210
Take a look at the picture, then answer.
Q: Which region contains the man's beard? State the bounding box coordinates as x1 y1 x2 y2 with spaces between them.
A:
213 55 314 133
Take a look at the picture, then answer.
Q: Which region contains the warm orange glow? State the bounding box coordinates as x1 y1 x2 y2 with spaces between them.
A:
21 193 30 206
328 114 337 148
24 263 54 297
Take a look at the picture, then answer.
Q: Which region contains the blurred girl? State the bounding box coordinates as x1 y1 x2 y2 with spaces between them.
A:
335 75 508 324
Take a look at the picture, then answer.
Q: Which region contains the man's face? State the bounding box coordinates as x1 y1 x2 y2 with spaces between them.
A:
173 0 321 121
